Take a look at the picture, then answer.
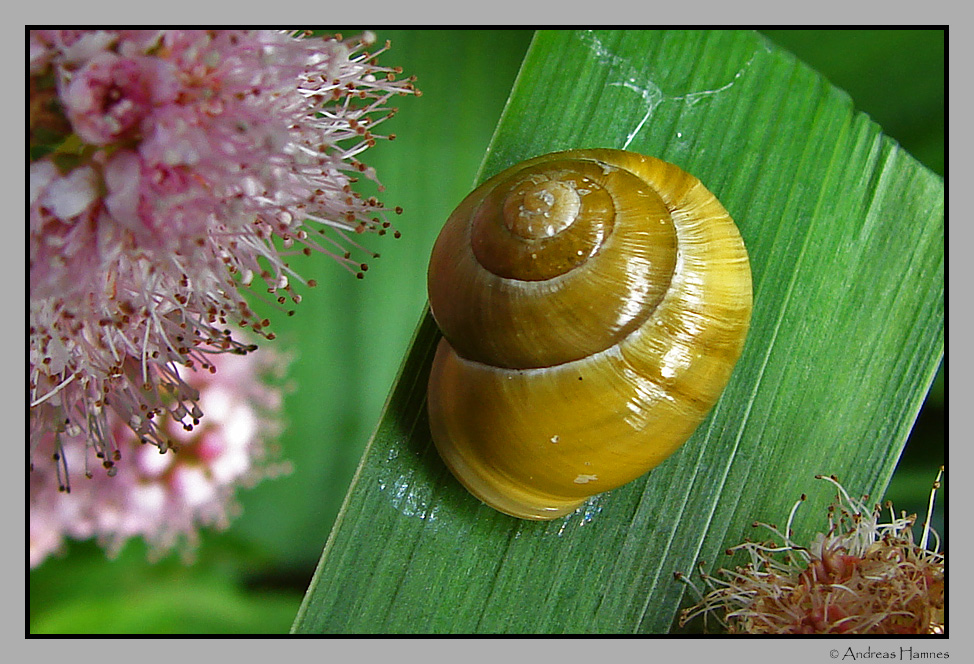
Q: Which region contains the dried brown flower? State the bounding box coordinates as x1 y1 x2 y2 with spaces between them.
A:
677 468 945 634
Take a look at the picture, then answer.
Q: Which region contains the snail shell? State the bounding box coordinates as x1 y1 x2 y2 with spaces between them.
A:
426 148 752 520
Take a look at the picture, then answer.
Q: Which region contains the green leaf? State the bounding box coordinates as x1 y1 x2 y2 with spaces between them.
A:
29 539 302 634
31 575 298 634
292 29 942 634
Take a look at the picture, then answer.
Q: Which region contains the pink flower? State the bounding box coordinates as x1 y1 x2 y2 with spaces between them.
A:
30 345 292 566
29 161 105 300
29 30 418 515
61 51 179 145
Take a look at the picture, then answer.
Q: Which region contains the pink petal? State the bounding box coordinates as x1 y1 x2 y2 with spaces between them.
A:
103 149 147 235
41 165 99 219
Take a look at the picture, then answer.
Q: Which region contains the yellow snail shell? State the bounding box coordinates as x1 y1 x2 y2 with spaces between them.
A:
426 148 752 520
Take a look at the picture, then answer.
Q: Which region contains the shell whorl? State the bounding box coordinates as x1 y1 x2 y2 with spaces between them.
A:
428 152 679 368
427 149 752 520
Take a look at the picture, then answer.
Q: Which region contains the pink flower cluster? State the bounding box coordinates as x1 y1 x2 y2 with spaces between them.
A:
30 345 292 566
29 31 417 484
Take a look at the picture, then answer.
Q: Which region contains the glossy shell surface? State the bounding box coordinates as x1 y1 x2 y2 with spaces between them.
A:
427 148 752 520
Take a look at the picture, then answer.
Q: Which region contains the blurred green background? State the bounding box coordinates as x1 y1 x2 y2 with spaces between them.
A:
29 29 944 634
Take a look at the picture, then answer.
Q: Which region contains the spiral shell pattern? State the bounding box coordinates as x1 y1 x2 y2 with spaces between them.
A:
427 149 752 520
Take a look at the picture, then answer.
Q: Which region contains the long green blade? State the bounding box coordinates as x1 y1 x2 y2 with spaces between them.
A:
292 29 943 634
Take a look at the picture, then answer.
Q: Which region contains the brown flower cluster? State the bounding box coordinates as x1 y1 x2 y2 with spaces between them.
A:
677 469 945 634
